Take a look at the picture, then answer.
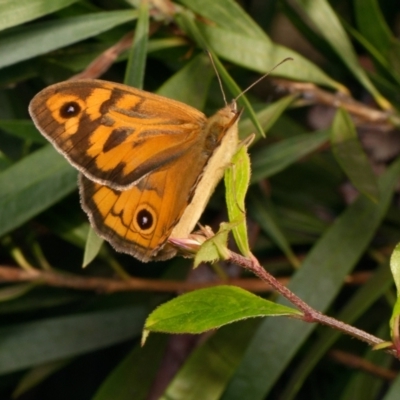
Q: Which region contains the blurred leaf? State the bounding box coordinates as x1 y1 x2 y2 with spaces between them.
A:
280 261 394 399
354 0 400 76
289 0 390 109
13 359 71 398
0 10 137 69
249 192 300 268
144 286 300 337
251 129 329 182
82 226 104 268
124 0 148 88
0 283 38 302
175 12 264 137
179 0 343 89
0 305 147 375
161 319 259 400
178 0 265 38
93 335 167 400
0 120 46 144
0 146 77 237
331 108 379 202
222 157 400 400
0 0 78 32
239 95 296 141
383 370 400 399
157 53 214 109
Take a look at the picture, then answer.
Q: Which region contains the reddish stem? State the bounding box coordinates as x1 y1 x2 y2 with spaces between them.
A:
228 251 399 359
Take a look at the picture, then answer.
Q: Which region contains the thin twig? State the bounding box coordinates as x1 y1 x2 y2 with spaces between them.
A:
228 251 399 358
0 265 283 294
274 78 399 130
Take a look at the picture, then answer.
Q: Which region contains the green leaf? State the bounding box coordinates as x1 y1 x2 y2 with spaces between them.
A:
389 243 400 342
383 368 400 399
239 95 296 141
0 283 38 302
225 144 251 257
174 12 264 137
331 108 379 202
0 120 46 144
390 243 400 294
93 335 167 400
0 0 78 32
193 223 232 267
144 286 300 336
249 193 300 268
292 0 390 109
251 129 329 182
0 305 147 375
157 53 214 109
178 0 265 38
0 146 77 237
13 359 71 398
354 0 400 76
82 226 104 268
0 10 137 69
179 0 343 90
124 0 149 88
161 319 259 400
280 261 394 399
222 156 400 400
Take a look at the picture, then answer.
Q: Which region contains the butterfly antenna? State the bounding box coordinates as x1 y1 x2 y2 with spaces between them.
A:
235 57 293 102
207 50 228 106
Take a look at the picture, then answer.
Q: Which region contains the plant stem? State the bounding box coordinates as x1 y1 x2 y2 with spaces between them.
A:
228 251 399 359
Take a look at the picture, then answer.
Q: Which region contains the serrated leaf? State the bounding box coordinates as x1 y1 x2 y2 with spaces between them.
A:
193 223 233 267
225 144 251 257
390 243 400 294
144 285 300 337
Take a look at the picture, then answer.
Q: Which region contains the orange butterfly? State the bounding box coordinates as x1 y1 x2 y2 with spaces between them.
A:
29 79 240 262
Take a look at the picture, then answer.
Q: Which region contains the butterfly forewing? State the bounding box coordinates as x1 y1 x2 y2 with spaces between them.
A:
29 79 207 190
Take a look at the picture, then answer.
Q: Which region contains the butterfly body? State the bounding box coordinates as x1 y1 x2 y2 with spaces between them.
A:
29 79 240 261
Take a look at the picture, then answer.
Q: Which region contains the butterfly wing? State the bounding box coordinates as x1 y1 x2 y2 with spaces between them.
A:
29 79 207 189
79 136 210 261
30 79 241 261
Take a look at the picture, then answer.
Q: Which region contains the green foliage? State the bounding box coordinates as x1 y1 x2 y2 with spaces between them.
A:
1 0 400 399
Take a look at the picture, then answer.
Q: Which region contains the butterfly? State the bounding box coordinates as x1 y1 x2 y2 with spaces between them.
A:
29 79 241 262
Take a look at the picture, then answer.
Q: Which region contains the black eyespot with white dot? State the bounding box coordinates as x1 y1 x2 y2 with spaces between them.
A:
137 209 154 231
59 101 81 119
